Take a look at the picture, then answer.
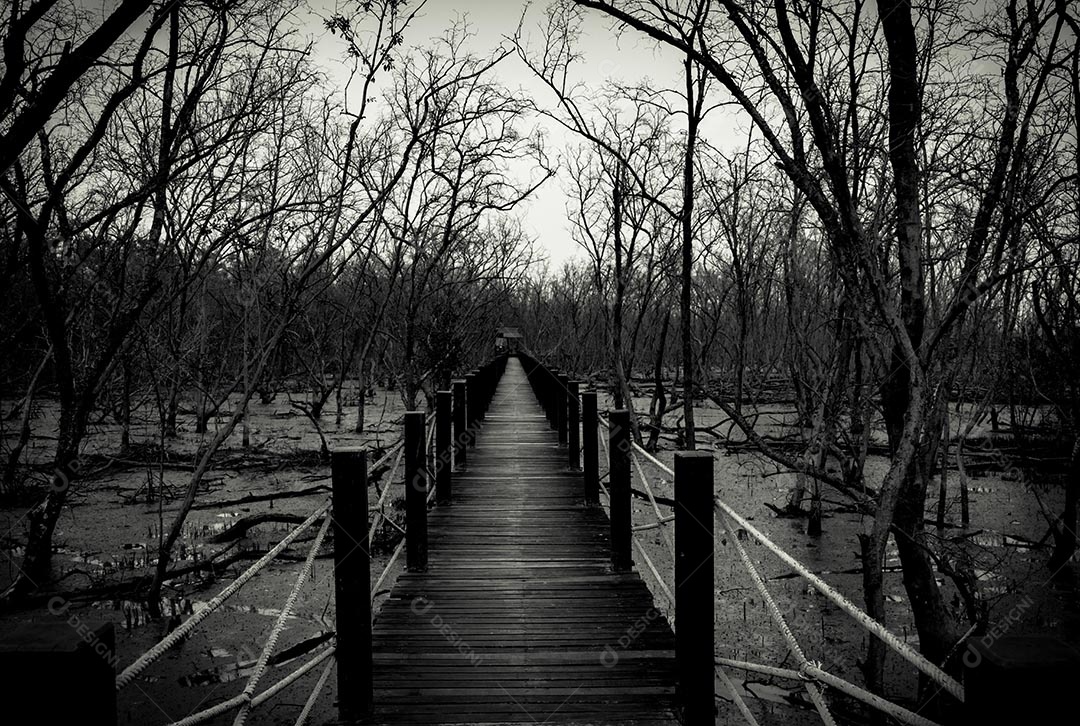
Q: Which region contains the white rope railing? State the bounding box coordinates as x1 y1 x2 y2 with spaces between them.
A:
593 412 965 720
164 644 336 726
367 410 432 470
370 438 405 473
368 446 404 543
366 409 436 544
232 513 334 726
372 466 437 601
632 514 674 531
292 657 335 726
716 664 763 726
598 432 676 621
630 449 674 557
374 536 407 597
116 501 331 690
713 496 964 701
715 657 943 726
365 410 433 541
718 507 838 726
117 409 439 723
599 480 675 614
625 434 964 702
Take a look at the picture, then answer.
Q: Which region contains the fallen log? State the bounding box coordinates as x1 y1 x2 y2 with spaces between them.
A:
6 543 325 611
764 502 809 519
209 513 308 543
191 484 331 511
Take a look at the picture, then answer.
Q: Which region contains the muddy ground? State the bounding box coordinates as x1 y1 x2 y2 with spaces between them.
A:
1 385 1077 725
0 388 407 725
604 394 1080 726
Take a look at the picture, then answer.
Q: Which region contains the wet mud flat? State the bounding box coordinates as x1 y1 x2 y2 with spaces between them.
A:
0 390 409 724
598 393 1080 724
1 392 1078 724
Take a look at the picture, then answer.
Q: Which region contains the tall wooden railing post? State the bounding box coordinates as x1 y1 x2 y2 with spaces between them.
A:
465 372 477 447
608 409 632 571
478 365 490 420
546 367 559 429
536 364 547 420
556 373 569 445
675 451 715 725
453 379 467 468
567 381 580 470
1 623 118 725
966 635 1080 723
436 390 452 505
331 449 372 719
582 391 598 505
404 412 428 571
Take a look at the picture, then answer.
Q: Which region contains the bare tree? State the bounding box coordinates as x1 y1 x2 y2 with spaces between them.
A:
568 0 1074 700
379 25 550 408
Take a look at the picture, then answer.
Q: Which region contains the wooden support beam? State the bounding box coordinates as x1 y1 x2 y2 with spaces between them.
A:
557 373 569 445
436 390 452 505
331 449 372 719
582 391 598 505
453 379 467 468
404 412 428 571
465 372 478 447
675 451 714 725
568 381 581 470
608 409 632 572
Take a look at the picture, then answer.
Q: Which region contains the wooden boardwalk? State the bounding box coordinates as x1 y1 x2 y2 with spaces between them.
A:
370 358 678 724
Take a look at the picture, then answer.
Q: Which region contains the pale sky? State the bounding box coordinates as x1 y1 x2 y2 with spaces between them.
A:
297 0 697 269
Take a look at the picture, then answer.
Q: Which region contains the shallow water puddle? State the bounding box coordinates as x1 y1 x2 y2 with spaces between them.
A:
190 601 305 619
93 597 196 630
717 675 811 709
178 631 333 687
97 596 314 631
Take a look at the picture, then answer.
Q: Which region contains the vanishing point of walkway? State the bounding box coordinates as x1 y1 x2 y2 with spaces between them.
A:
370 358 678 724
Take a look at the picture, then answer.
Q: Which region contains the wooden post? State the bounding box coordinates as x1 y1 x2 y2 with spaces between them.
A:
404 412 428 571
582 391 598 505
965 635 1080 723
465 372 477 447
436 390 452 505
546 367 559 429
453 379 467 468
534 363 546 418
608 409 632 571
478 365 489 420
0 622 117 725
557 373 569 445
675 451 714 725
567 381 580 470
331 450 372 719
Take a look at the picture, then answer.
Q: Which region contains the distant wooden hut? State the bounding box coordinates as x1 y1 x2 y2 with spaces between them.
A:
495 326 523 353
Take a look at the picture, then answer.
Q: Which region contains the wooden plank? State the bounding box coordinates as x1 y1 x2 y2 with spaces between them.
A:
368 357 678 725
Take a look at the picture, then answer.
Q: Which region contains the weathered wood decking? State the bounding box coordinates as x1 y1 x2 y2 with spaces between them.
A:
370 358 678 724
